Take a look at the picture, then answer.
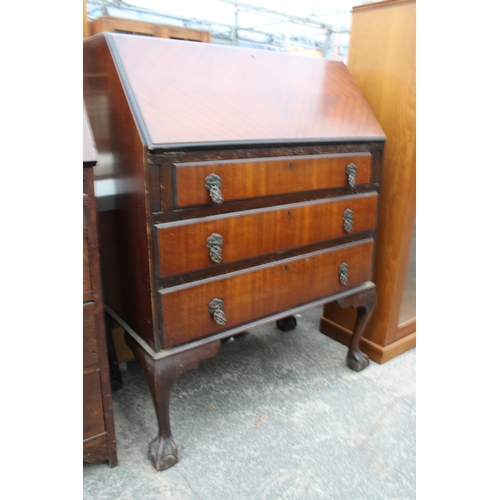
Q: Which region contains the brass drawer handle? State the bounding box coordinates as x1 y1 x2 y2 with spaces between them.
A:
207 233 223 263
208 298 227 326
338 262 349 286
205 173 224 204
343 208 354 233
346 163 357 188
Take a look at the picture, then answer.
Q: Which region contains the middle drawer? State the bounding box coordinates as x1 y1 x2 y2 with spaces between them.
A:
156 193 378 278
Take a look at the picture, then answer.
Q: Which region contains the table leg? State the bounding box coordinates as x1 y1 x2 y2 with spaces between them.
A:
334 287 377 372
126 335 220 471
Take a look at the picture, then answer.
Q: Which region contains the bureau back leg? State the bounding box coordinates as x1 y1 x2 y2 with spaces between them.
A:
126 334 220 471
276 315 297 332
334 287 377 372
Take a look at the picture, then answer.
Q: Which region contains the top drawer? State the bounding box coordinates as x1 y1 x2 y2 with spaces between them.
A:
173 153 372 208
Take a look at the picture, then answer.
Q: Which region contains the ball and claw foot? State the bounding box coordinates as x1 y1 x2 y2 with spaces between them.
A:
148 435 178 471
276 315 297 332
346 349 370 372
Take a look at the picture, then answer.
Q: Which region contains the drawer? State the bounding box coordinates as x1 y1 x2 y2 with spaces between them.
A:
83 238 92 302
83 371 105 439
157 193 378 278
174 153 372 208
83 192 89 230
83 433 109 463
160 239 374 348
83 302 99 368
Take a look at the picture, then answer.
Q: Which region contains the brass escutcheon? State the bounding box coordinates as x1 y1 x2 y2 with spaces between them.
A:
205 173 224 204
207 233 224 264
338 262 349 285
346 163 357 188
208 298 226 325
343 208 354 233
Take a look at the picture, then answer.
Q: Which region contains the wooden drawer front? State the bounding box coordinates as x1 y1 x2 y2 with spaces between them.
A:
83 195 88 229
83 302 99 368
160 239 374 347
157 193 378 278
83 434 109 464
83 238 92 302
83 371 105 439
174 153 372 207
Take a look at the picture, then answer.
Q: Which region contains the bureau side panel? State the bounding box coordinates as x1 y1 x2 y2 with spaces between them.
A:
84 34 157 350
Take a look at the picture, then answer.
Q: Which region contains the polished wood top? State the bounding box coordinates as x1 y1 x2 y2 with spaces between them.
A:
97 33 385 149
83 102 97 167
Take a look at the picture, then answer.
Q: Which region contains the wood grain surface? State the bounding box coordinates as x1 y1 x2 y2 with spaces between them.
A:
160 240 374 347
83 371 105 439
83 238 92 302
347 0 415 346
91 15 211 42
157 193 378 277
85 35 158 350
83 302 99 368
82 112 117 466
174 153 372 207
105 33 385 147
83 434 111 463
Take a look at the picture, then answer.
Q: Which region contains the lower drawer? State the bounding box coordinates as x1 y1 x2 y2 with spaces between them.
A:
83 371 105 440
83 433 109 464
83 302 99 368
83 238 92 302
160 239 374 348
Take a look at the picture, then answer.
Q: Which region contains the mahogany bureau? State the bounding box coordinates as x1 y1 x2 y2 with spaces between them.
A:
83 33 385 471
83 103 117 466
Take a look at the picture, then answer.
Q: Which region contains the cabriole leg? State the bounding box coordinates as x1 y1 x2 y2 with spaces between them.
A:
126 335 220 471
334 287 377 372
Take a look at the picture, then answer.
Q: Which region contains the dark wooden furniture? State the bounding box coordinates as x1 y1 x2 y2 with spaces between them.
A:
83 103 118 467
83 33 385 471
320 0 416 363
